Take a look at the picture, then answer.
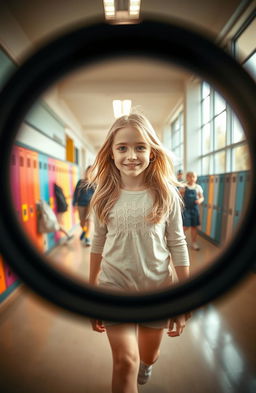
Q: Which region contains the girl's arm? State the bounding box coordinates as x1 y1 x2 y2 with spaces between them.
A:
175 265 190 282
89 212 107 333
166 189 191 335
89 253 102 286
168 265 191 337
89 212 107 285
195 191 204 205
89 253 106 333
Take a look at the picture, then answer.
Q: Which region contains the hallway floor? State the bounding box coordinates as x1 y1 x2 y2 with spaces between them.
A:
0 230 255 393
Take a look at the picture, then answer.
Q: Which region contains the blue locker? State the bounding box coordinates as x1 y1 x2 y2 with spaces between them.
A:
215 174 225 244
200 176 209 234
38 154 55 250
210 175 219 240
233 171 247 229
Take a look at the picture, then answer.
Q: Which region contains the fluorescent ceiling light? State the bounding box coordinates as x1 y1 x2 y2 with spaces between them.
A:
113 100 132 118
123 99 132 115
103 0 141 23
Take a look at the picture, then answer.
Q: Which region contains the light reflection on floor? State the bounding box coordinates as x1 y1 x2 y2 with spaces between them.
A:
0 229 255 393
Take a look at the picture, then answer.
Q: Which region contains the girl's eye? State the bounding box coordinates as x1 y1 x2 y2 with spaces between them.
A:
117 146 127 152
136 146 146 151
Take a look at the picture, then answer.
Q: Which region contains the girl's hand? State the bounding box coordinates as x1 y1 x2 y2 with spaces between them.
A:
90 319 106 333
167 315 186 337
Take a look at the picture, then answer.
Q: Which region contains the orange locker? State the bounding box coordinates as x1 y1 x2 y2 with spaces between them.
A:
10 146 21 221
226 173 237 242
206 175 214 236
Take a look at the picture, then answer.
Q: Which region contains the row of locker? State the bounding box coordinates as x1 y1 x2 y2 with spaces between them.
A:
198 171 250 245
0 143 80 302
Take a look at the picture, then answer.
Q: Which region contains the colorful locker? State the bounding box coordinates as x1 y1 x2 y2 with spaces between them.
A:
10 145 21 221
3 260 18 287
215 174 225 244
0 256 7 294
39 153 51 250
221 174 231 245
226 173 237 242
48 158 57 211
71 165 79 225
56 161 70 240
199 176 209 234
17 146 30 236
65 162 72 230
61 161 71 231
210 175 219 241
48 157 59 245
233 171 247 229
31 150 44 250
243 171 251 218
206 175 214 236
69 164 75 226
25 148 38 245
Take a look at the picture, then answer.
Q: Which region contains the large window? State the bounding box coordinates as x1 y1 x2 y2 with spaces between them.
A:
199 12 255 175
170 110 184 171
199 82 249 175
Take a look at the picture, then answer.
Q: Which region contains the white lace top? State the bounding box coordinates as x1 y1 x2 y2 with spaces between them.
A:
91 188 189 293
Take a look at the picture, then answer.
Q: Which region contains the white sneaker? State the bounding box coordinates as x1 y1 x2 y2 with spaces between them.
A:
192 242 200 251
137 362 153 385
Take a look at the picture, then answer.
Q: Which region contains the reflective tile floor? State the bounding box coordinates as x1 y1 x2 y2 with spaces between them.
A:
0 230 255 393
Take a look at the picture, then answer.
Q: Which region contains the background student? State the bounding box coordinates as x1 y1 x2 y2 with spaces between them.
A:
181 171 204 251
73 165 95 246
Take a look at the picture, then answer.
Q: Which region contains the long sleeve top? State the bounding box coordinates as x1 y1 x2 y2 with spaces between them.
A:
91 188 189 293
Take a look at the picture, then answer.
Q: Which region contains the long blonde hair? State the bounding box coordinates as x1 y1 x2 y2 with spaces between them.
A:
88 112 181 224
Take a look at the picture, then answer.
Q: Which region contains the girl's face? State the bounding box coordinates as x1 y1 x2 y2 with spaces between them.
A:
112 126 152 182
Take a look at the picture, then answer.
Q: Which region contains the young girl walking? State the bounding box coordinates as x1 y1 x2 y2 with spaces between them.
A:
88 112 190 393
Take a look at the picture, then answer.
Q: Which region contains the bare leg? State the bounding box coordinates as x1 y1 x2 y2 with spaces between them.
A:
59 226 69 237
85 217 92 238
138 326 164 365
106 324 140 393
191 226 197 242
78 206 87 228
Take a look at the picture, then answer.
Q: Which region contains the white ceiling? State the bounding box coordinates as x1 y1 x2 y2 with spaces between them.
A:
3 0 243 152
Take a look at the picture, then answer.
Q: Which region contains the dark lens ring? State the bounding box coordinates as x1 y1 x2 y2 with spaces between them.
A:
0 19 255 322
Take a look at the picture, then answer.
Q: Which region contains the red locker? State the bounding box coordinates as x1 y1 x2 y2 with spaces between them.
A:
25 149 38 244
10 146 21 221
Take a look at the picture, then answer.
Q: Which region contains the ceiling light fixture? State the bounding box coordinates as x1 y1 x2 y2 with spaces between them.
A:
103 0 141 24
113 99 132 118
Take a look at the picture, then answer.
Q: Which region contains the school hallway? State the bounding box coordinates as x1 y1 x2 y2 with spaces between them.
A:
0 230 256 393
0 1 256 392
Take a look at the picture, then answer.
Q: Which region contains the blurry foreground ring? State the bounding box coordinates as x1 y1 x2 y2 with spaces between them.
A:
0 18 255 322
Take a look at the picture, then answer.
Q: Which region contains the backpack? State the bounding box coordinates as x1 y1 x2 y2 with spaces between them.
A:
36 200 60 233
54 183 68 212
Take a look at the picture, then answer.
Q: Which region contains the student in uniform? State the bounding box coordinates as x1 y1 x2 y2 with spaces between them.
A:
73 166 94 246
181 171 204 250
